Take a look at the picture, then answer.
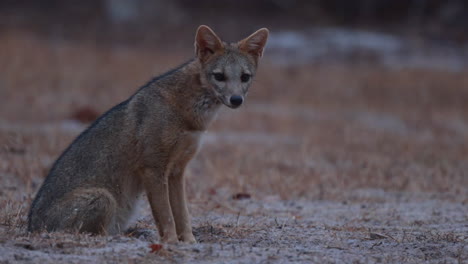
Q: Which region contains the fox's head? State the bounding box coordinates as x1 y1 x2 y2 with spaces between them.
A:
195 25 269 109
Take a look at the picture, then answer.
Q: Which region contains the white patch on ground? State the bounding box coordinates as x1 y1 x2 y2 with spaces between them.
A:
351 111 408 134
247 103 410 135
267 27 468 71
203 131 299 146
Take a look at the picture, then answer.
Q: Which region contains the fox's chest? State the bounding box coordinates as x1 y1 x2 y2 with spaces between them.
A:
172 131 204 163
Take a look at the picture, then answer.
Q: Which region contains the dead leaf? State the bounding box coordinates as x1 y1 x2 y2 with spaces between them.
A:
71 107 99 123
149 243 163 253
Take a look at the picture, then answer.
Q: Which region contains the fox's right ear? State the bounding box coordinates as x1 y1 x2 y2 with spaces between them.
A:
238 28 269 61
195 25 224 62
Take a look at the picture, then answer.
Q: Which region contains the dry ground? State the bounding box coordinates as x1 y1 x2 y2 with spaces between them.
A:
0 31 467 263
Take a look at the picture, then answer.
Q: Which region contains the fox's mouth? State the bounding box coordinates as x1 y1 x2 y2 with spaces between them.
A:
217 96 235 109
211 88 244 109
224 102 241 109
212 93 239 109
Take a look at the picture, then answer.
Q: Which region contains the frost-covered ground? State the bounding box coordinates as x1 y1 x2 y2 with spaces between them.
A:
1 191 467 263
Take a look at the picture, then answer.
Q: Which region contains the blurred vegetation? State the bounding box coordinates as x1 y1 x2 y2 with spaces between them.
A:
1 0 467 46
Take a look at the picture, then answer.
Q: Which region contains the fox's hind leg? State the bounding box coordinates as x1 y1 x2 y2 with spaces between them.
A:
44 188 117 234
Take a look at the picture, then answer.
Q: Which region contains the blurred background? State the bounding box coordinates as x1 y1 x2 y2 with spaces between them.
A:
1 0 468 119
2 0 468 42
1 0 467 202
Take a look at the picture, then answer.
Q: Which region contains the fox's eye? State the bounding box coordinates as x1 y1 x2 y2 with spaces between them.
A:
241 73 251 83
213 73 226 82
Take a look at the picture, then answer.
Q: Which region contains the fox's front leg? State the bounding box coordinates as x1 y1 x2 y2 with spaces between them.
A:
169 166 197 243
143 168 178 243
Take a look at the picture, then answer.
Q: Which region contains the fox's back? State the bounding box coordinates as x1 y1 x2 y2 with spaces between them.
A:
28 101 142 222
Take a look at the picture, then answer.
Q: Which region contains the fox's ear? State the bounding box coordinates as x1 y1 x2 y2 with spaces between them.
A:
195 25 224 61
238 28 269 60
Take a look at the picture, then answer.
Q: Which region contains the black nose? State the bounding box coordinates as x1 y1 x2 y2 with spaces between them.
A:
229 95 244 107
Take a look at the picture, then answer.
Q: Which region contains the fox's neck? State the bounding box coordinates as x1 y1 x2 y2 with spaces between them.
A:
157 59 222 130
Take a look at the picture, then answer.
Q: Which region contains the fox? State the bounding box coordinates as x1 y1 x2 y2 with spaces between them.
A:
27 25 269 243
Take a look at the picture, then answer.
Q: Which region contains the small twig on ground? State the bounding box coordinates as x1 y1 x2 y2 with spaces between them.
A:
401 229 407 243
384 233 401 243
13 204 23 229
368 232 387 240
370 241 383 249
235 212 241 227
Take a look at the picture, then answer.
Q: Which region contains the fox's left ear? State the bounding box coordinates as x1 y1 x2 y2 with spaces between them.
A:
238 28 269 60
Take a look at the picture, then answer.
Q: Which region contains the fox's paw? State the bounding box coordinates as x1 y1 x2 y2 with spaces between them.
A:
179 232 197 243
161 235 179 244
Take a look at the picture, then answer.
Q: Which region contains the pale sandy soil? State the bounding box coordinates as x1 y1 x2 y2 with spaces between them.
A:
1 186 467 263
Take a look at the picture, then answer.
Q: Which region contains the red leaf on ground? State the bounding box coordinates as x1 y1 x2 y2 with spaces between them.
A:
149 243 163 253
232 192 251 200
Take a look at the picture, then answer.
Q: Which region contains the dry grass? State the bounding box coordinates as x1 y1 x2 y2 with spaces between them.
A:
1 30 467 263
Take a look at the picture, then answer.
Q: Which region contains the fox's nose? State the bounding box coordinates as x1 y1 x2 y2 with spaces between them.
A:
229 95 244 107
